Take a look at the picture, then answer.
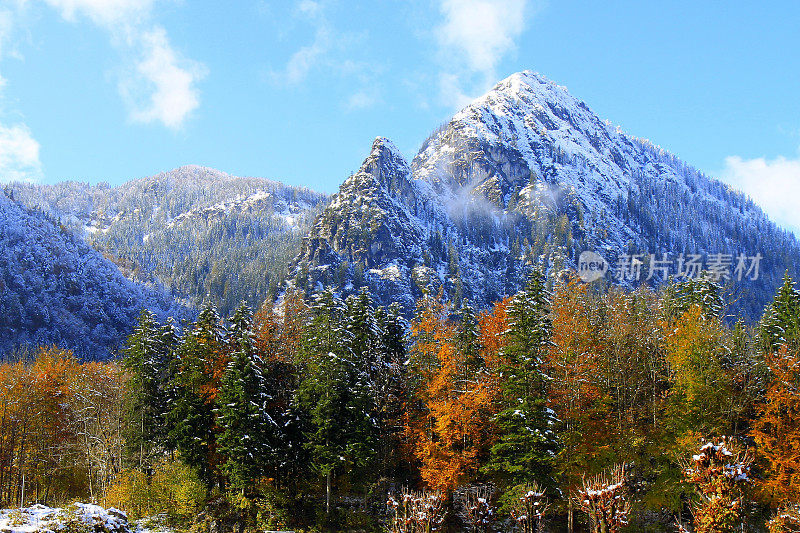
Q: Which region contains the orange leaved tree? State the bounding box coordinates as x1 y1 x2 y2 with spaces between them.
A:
751 346 800 504
405 292 499 492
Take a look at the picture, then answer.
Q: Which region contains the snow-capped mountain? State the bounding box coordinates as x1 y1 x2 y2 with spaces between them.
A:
9 165 328 317
4 67 797 357
0 190 187 359
293 71 800 319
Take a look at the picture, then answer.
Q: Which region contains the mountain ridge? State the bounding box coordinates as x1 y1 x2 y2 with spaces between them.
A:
291 70 800 319
3 68 798 358
0 189 187 359
8 166 329 318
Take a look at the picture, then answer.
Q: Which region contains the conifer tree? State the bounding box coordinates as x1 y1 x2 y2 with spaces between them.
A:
168 306 226 487
122 310 175 470
297 289 376 514
217 303 271 498
379 303 409 472
664 272 724 320
484 270 559 491
457 304 481 372
760 273 800 354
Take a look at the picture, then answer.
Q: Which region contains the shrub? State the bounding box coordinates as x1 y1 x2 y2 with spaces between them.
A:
104 457 205 523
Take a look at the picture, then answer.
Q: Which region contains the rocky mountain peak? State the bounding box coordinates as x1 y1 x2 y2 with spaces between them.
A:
293 70 799 320
332 137 416 207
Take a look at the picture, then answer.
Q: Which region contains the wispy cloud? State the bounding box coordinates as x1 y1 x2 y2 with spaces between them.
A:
43 0 205 130
272 1 381 110
122 27 207 129
0 123 42 183
273 1 330 85
0 8 41 182
722 152 800 236
434 0 534 107
42 0 154 27
345 88 379 111
283 26 330 85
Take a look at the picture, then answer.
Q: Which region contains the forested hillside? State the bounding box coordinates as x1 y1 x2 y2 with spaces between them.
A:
293 72 800 320
8 165 328 317
0 189 186 359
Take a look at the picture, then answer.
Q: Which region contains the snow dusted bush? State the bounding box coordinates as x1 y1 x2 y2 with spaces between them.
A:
0 503 130 533
768 505 800 533
386 488 446 533
459 486 495 533
510 482 548 533
575 464 630 533
680 437 753 533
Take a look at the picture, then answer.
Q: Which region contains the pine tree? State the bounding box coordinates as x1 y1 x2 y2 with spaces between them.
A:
664 272 724 320
344 288 379 365
122 310 175 470
296 289 377 515
484 270 559 491
167 306 226 487
760 273 800 354
457 304 481 372
217 303 271 498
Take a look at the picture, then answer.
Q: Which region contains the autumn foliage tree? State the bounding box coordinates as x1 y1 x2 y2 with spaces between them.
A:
682 439 752 533
0 347 126 507
751 345 800 504
546 277 606 524
405 291 498 493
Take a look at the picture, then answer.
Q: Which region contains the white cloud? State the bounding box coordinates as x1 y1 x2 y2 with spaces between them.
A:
0 8 13 58
722 153 800 235
272 2 382 109
42 0 205 129
42 0 154 28
273 1 332 85
0 122 42 182
345 89 379 111
437 0 527 75
435 0 532 107
297 0 322 19
124 27 207 129
438 72 473 110
283 26 329 85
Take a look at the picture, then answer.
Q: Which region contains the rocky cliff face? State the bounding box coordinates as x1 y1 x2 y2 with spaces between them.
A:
294 71 800 319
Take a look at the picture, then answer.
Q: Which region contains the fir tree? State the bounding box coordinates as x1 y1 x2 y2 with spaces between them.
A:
374 302 408 479
167 306 226 487
484 270 559 491
457 304 481 371
760 273 800 354
664 272 725 320
297 289 377 515
217 303 271 497
122 310 175 470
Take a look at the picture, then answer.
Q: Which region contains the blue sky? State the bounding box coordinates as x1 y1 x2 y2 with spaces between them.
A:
1 0 799 232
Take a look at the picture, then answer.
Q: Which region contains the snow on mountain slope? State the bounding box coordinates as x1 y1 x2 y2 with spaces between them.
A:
8 166 329 317
0 190 187 360
295 71 800 319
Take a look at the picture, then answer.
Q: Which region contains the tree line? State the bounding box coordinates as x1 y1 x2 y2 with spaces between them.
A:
2 271 800 532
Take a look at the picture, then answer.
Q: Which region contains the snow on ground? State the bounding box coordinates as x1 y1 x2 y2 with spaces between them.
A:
0 503 130 533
